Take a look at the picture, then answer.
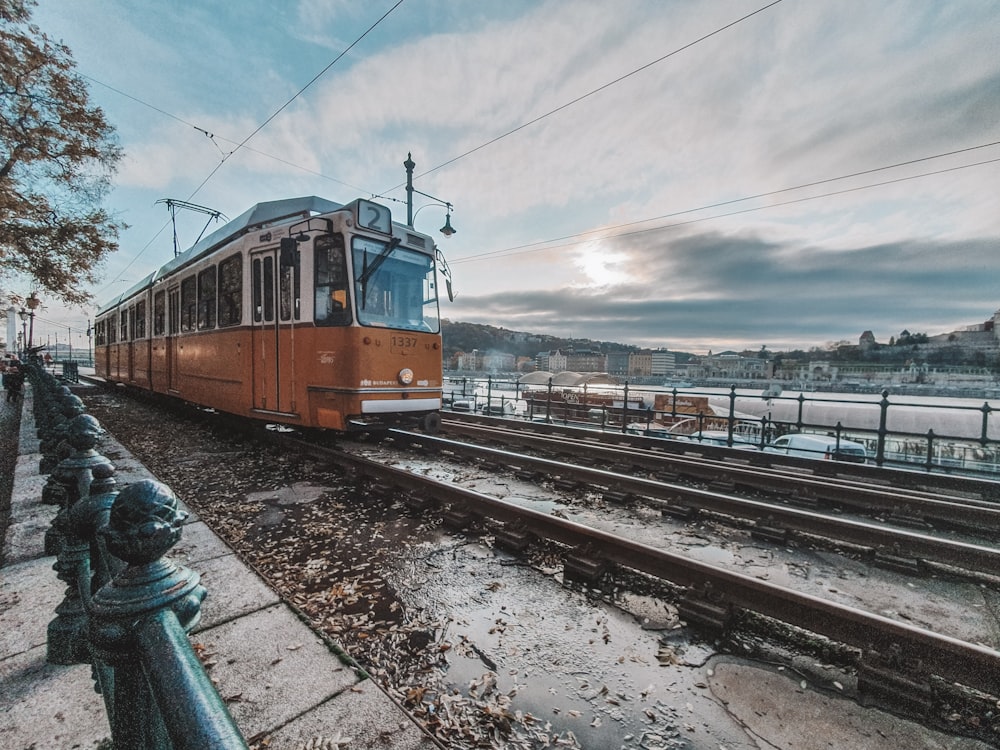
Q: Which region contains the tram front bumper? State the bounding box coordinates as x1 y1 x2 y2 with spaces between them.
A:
361 397 441 414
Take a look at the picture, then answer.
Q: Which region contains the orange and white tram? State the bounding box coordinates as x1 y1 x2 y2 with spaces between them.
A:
94 196 445 433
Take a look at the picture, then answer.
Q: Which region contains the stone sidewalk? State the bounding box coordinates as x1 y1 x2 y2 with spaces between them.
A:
0 384 441 749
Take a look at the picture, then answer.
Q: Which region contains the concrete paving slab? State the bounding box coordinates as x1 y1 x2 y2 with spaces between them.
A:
261 685 438 750
1 497 54 565
708 660 993 749
191 551 282 631
0 645 110 750
0 556 64 657
171 518 239 566
190 603 363 740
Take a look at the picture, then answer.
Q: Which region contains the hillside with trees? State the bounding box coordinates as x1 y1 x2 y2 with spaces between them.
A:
442 320 1000 373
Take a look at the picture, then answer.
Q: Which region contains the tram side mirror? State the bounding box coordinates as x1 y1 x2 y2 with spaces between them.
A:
280 237 299 268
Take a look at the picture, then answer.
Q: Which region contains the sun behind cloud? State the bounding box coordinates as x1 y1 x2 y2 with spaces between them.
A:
573 241 631 288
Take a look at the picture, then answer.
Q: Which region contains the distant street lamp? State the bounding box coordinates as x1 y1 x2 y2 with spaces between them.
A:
19 292 40 353
17 309 27 356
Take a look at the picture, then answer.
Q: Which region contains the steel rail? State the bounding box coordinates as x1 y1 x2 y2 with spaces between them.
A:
444 412 1000 502
383 429 1000 576
440 419 1000 534
285 435 1000 699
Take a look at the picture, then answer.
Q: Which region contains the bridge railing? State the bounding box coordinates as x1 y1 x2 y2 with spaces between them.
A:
447 375 1000 477
27 363 248 750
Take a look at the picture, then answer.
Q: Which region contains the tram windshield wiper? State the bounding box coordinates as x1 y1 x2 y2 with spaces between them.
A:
357 237 400 307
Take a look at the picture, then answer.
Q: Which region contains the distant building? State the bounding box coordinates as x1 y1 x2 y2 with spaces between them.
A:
650 348 676 377
606 351 630 377
481 351 515 372
628 350 652 377
565 349 606 372
536 349 568 373
859 331 876 350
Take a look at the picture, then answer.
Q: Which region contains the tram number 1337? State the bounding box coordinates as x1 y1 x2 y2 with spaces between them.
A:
391 334 419 350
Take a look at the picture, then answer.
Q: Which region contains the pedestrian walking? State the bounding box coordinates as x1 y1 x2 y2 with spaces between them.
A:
3 363 24 403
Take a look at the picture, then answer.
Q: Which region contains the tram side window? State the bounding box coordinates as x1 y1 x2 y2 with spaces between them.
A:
218 255 242 327
279 252 300 322
180 276 197 332
252 256 275 322
198 266 217 330
107 314 117 344
153 291 166 336
314 234 351 327
135 300 147 339
95 319 106 346
120 309 129 342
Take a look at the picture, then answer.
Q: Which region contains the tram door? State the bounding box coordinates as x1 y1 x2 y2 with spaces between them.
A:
166 286 180 392
250 248 298 414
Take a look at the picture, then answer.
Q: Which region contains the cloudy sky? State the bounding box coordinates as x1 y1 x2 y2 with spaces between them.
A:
21 0 1000 354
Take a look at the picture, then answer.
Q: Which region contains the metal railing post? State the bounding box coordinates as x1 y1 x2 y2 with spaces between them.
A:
981 402 993 447
876 389 890 467
89 479 248 749
621 382 630 434
727 384 737 446
47 414 114 665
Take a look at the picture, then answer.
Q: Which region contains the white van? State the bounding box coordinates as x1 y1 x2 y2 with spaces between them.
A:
764 433 868 463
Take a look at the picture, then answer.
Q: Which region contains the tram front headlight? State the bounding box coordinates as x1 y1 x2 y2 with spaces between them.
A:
398 368 414 385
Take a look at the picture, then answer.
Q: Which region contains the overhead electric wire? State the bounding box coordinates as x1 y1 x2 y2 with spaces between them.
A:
387 0 784 193
80 73 370 194
450 147 1000 265
184 0 406 200
96 0 405 295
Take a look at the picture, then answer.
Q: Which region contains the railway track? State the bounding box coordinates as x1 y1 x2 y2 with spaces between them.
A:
442 412 1000 504
437 416 1000 536
269 428 1000 711
377 425 1000 579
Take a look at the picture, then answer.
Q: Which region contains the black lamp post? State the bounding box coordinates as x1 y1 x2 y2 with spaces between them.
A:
17 309 27 357
404 153 456 237
18 291 40 356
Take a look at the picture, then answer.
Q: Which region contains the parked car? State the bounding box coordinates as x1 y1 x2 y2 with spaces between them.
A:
677 430 757 449
764 433 868 463
481 402 516 417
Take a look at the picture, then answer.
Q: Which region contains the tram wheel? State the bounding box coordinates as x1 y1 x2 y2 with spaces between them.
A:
422 412 442 434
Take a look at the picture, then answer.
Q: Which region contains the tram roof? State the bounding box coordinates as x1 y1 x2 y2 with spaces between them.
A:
96 196 343 313
157 195 343 279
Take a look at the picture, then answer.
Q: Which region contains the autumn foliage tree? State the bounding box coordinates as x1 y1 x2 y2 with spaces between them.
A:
1 0 124 306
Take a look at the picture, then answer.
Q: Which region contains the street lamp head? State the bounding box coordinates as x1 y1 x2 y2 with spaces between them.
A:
18 308 27 322
26 292 40 311
440 211 456 238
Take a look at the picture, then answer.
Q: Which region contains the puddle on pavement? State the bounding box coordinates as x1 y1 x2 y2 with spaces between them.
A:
384 536 752 749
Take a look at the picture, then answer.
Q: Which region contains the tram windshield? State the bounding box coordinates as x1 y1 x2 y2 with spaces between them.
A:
352 236 440 333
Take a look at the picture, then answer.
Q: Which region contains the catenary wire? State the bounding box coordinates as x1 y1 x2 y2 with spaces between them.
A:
382 0 784 194
79 73 371 195
182 0 406 201
450 155 1000 265
94 1 405 295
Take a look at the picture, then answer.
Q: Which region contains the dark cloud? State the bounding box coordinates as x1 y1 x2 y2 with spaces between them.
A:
447 231 998 350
